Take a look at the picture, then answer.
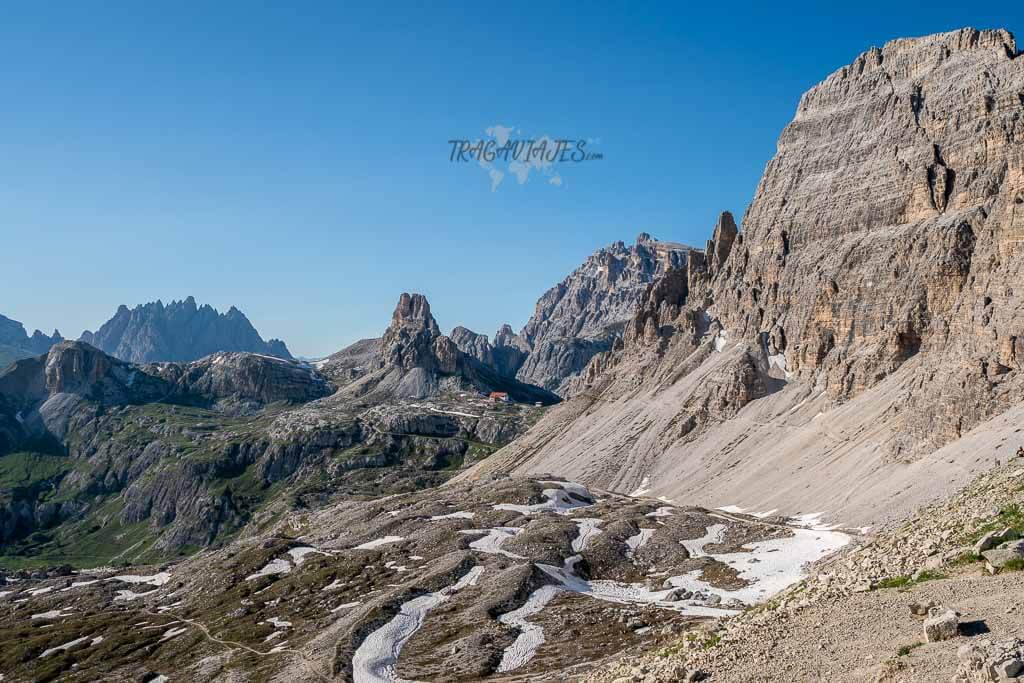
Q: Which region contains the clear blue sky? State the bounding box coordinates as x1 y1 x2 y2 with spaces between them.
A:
1 3 1019 357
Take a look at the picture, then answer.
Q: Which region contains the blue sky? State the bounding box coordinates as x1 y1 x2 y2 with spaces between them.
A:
1 3 1019 357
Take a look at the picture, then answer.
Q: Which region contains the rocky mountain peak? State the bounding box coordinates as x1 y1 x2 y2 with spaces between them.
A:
0 313 63 366
513 235 697 394
80 298 292 364
378 292 445 372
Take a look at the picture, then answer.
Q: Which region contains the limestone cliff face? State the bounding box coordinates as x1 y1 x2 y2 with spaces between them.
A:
465 29 1024 517
709 28 1024 456
80 296 291 364
570 28 1024 457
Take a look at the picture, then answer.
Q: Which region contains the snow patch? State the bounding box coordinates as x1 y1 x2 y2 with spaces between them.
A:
571 518 604 552
494 486 593 516
680 523 726 558
624 528 655 559
112 573 169 589
353 536 405 550
246 558 293 581
629 476 651 497
39 636 91 658
460 527 525 559
351 566 485 683
287 546 327 566
331 601 361 613
496 584 561 672
428 511 475 521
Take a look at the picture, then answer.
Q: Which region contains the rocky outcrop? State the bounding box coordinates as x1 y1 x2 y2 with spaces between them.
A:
147 352 334 411
80 296 291 364
335 293 559 405
450 326 495 368
493 235 696 395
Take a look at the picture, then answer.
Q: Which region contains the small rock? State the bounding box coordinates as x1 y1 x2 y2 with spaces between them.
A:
908 600 937 617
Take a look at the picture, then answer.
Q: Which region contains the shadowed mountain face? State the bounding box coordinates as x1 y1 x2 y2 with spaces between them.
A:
0 314 62 369
79 296 291 364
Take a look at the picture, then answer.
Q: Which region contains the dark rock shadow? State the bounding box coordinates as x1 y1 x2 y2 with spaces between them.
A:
959 620 990 637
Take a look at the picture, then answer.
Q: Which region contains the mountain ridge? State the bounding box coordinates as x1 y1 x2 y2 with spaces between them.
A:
79 296 292 364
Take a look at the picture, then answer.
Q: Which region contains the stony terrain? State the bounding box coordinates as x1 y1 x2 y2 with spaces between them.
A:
594 456 1024 683
80 296 292 363
0 477 859 682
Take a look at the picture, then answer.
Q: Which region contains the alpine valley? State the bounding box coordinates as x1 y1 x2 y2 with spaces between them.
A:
3 27 1024 683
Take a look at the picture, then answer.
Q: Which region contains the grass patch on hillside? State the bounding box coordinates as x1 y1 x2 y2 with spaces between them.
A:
950 552 985 567
0 452 74 491
875 570 946 591
896 641 923 657
1003 557 1024 572
969 504 1024 543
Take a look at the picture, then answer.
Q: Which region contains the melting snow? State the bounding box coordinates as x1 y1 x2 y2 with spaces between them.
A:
246 558 293 581
494 485 593 516
353 536 405 550
39 636 91 658
629 476 651 497
159 626 189 642
31 609 73 620
538 518 851 615
429 511 475 521
112 572 171 587
287 547 327 565
496 584 562 672
680 523 727 558
351 566 485 683
645 506 675 518
27 586 54 596
713 329 729 352
571 518 604 552
789 512 842 531
115 589 152 601
331 601 361 613
625 528 655 559
460 527 525 559
265 617 292 629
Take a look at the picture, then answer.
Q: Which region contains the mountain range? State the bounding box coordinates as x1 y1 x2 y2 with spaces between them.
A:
79 296 292 363
1 26 1023 683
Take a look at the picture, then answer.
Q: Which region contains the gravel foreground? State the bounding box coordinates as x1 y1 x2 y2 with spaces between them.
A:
592 457 1024 683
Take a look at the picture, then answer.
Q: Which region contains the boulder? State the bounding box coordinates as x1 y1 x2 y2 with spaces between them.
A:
981 539 1024 573
973 527 1020 556
955 638 1024 683
923 606 959 643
